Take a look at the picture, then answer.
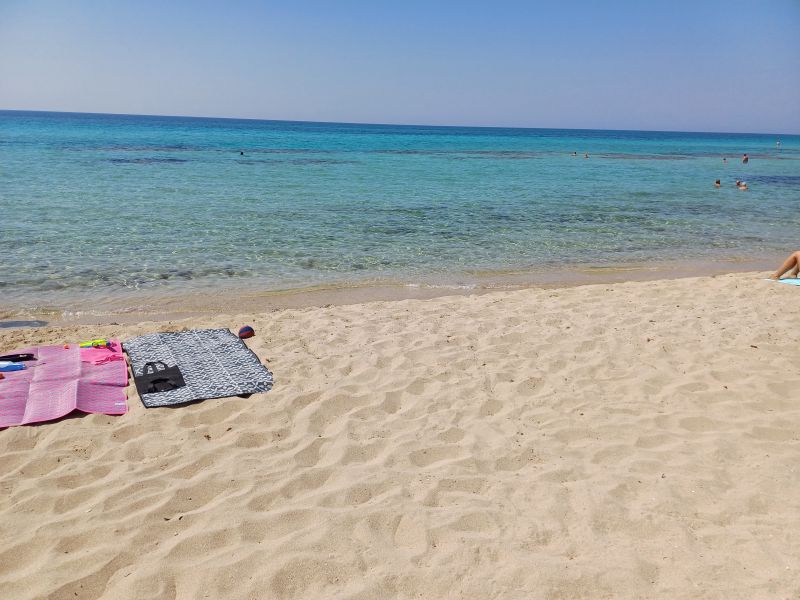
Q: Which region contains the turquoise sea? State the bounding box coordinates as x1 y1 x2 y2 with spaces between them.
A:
1 110 799 311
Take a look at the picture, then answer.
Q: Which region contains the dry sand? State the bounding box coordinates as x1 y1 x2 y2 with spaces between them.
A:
1 272 799 599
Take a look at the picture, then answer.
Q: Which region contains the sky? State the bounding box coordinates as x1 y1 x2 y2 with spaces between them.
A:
1 0 799 133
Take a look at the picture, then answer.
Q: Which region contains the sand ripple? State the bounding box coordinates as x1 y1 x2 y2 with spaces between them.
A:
1 273 799 598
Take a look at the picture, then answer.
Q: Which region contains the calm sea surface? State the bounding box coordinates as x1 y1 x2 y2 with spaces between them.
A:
1 111 799 310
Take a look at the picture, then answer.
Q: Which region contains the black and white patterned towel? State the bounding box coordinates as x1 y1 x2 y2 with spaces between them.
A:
123 328 273 408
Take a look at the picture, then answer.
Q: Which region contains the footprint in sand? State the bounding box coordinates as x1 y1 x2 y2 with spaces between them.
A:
393 513 428 554
409 445 460 467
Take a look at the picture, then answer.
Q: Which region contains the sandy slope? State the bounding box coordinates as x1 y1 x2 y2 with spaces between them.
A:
1 272 799 599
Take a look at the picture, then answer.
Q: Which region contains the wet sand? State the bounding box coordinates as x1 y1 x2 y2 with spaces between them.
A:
0 255 781 327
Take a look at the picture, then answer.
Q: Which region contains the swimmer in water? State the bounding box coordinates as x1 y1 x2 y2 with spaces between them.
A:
723 157 727 164
572 151 577 156
738 181 748 190
715 179 721 188
742 153 749 164
584 153 589 159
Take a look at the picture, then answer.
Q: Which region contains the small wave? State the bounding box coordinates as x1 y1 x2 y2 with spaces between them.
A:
371 149 542 159
71 144 204 152
107 157 187 164
0 319 49 329
371 149 443 155
243 148 334 154
236 158 358 166
601 153 694 160
407 282 478 290
745 175 800 187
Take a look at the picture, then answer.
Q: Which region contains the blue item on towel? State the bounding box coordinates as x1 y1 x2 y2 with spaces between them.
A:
777 278 800 286
0 361 26 372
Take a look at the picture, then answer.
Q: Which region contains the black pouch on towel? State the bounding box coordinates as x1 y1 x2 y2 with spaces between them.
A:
0 353 36 362
134 361 186 396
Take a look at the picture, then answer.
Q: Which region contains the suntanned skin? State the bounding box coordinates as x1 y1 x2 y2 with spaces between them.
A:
770 251 800 279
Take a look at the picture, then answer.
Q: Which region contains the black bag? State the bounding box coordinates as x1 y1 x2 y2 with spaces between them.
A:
133 361 186 396
0 353 36 362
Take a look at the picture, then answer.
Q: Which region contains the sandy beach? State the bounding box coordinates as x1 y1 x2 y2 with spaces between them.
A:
1 271 799 599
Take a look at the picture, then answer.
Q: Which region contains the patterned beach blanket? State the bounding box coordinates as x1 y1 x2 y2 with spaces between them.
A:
0 341 129 428
123 328 273 408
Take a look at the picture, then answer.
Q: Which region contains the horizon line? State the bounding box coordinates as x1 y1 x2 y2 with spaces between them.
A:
1 108 796 138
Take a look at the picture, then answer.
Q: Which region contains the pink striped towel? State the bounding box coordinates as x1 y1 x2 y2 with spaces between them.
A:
0 340 129 428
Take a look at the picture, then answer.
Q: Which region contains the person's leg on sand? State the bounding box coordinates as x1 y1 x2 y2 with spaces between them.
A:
770 251 800 279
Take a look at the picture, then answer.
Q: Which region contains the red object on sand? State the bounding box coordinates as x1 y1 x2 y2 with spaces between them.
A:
238 326 255 339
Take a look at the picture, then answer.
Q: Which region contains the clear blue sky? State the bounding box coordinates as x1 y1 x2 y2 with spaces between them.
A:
1 0 798 133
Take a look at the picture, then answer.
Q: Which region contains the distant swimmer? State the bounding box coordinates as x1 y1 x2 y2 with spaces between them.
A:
572 151 577 156
735 180 741 187
777 139 781 147
715 179 721 188
240 151 244 155
723 157 727 164
742 153 749 164
584 153 589 159
738 181 748 190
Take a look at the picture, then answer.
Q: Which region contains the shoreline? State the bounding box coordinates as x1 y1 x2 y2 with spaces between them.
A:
0 254 782 328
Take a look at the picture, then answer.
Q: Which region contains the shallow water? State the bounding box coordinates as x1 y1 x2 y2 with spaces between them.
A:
1 110 798 310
